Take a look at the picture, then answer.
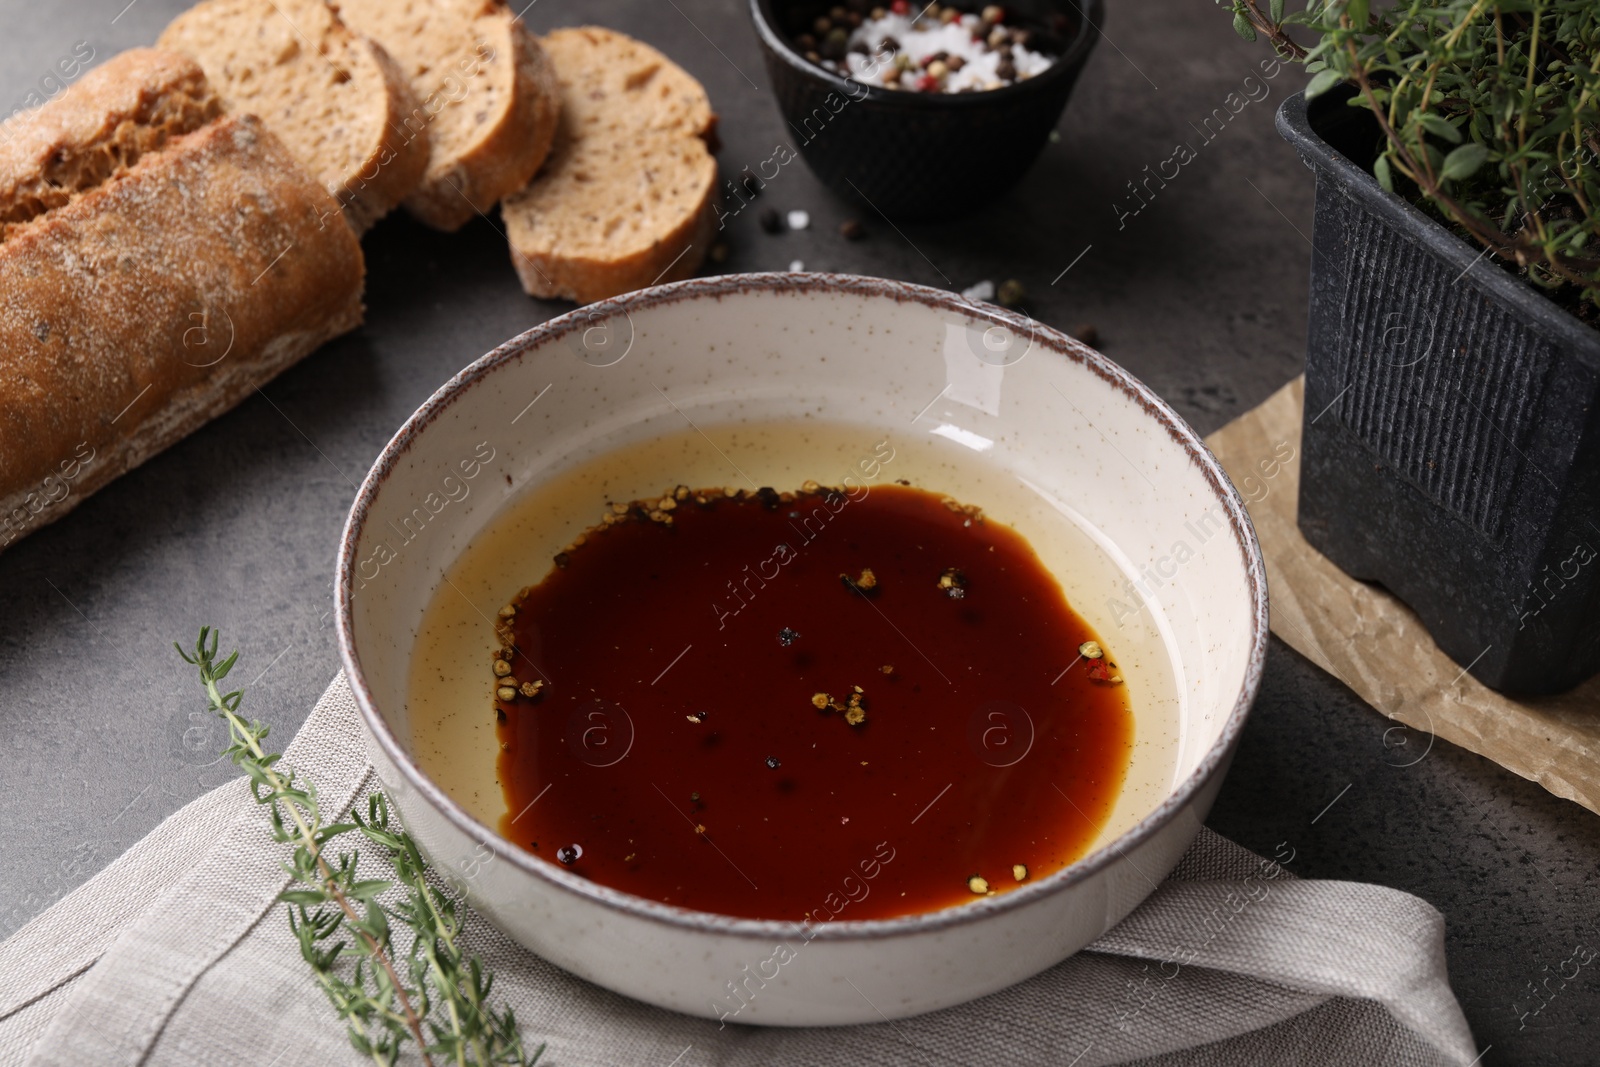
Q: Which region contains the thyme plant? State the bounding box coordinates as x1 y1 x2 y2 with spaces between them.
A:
1224 0 1600 315
177 627 540 1067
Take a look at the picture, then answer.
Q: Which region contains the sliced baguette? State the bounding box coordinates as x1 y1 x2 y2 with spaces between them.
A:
334 0 560 231
159 0 428 232
501 27 718 303
0 104 364 552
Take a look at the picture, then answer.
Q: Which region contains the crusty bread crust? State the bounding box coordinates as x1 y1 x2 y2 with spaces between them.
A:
501 27 718 303
0 49 222 239
0 114 364 550
158 0 429 233
353 41 433 232
336 0 560 231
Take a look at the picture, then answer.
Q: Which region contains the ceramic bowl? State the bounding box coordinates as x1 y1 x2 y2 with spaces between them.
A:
748 0 1103 220
336 272 1267 1026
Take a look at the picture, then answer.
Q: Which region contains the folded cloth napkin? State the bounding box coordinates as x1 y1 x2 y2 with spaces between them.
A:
0 676 1478 1066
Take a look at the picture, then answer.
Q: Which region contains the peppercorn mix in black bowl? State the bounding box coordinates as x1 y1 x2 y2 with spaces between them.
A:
749 0 1101 220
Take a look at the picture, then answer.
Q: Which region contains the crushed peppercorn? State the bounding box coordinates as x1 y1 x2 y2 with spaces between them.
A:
1087 658 1125 685
937 566 968 599
840 566 879 593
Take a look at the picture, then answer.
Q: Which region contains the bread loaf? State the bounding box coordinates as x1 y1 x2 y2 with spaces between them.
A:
0 53 364 553
500 27 718 303
334 0 560 231
0 49 221 239
158 0 429 232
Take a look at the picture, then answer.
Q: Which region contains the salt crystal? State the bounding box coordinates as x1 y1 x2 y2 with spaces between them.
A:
787 209 811 230
961 280 995 302
789 259 806 272
844 12 1055 92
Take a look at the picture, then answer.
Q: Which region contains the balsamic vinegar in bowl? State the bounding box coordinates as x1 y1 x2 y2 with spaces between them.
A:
345 272 1265 1026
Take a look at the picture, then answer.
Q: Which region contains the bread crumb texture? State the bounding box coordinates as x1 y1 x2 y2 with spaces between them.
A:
335 0 559 230
159 0 428 231
501 26 718 303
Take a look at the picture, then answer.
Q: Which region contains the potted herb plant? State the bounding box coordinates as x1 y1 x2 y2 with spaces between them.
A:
1222 0 1600 694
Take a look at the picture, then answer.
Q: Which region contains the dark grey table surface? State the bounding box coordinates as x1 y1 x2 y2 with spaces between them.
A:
1 1 1595 1063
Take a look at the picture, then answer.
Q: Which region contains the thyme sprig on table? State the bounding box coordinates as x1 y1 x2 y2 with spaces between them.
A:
177 627 540 1067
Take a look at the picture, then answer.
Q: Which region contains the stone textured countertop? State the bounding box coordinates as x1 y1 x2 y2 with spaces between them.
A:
1 1 1594 1062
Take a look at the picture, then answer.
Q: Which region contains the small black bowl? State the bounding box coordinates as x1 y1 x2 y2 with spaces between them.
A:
748 0 1103 221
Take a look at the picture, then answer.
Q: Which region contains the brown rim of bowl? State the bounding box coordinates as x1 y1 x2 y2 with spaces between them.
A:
335 271 1269 941
747 0 1106 109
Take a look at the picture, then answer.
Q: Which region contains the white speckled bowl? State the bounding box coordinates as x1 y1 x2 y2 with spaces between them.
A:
336 273 1267 1026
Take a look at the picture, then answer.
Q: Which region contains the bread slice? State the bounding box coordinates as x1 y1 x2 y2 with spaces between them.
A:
500 27 719 303
334 0 560 231
0 49 222 239
0 102 364 552
158 0 428 232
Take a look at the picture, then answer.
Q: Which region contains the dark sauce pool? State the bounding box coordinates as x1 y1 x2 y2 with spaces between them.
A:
493 483 1132 920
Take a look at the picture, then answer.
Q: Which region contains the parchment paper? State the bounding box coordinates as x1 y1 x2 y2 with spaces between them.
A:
1205 377 1600 815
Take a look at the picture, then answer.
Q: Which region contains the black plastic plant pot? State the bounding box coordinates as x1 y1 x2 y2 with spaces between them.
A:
748 0 1102 221
1277 87 1600 696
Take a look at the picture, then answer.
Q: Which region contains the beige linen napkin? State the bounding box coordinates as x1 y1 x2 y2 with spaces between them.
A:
0 675 1478 1066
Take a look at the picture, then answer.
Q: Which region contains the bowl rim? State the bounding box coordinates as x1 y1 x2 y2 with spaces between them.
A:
746 0 1106 109
335 271 1269 942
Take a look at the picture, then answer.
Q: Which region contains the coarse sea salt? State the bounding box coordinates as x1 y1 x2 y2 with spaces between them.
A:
844 12 1054 92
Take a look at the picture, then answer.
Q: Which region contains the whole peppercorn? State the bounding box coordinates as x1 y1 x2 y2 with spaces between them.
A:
823 27 850 58
759 208 783 234
813 15 832 34
839 219 866 240
997 278 1027 306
